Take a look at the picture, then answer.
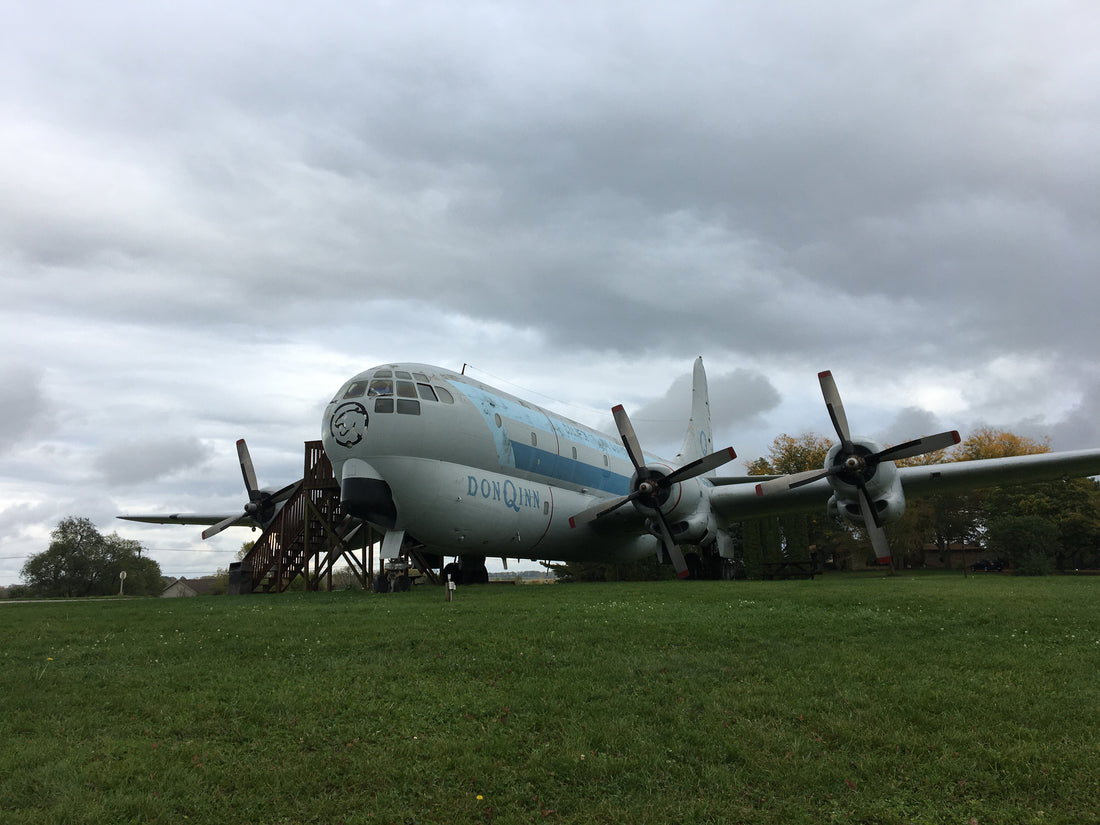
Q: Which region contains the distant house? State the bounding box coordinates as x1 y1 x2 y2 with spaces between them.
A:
161 576 220 597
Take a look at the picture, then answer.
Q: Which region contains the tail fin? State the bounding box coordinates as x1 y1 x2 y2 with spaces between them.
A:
675 357 714 470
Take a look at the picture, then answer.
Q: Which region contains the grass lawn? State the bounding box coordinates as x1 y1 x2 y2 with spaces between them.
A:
2 573 1098 824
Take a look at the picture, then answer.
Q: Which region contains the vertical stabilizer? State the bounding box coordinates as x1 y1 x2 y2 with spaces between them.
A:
676 357 714 470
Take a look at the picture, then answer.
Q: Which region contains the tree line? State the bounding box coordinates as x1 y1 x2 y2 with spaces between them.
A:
10 517 164 598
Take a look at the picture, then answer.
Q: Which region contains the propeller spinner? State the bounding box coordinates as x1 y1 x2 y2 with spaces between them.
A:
201 439 301 539
755 371 960 563
570 405 736 578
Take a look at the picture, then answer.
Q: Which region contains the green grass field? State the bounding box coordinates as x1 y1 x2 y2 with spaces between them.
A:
2 573 1098 824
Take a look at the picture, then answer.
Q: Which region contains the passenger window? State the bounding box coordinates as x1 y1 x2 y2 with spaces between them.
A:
396 399 421 415
572 446 578 460
435 386 454 404
368 379 393 397
417 383 438 402
396 381 417 398
343 381 368 399
531 433 537 447
603 454 609 466
374 397 394 413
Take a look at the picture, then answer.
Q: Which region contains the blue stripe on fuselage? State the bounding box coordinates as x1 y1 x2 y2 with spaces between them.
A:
450 378 632 496
511 442 631 496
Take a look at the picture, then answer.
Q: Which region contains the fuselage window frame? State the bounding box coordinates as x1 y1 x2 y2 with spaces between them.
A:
368 379 394 397
343 381 368 399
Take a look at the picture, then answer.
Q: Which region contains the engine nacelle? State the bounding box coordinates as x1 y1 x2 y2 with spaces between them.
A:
823 438 907 526
628 464 713 543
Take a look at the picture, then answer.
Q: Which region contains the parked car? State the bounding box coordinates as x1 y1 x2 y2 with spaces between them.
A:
970 559 1005 572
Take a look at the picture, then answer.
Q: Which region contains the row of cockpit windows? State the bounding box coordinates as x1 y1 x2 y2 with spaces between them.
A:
342 370 455 416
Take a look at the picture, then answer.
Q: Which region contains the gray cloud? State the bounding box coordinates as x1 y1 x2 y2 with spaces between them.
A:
1 1 1097 582
94 437 214 487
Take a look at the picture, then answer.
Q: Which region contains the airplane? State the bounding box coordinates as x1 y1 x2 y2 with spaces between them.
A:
121 359 1100 581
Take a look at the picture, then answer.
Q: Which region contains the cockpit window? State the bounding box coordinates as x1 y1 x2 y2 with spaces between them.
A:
417 383 438 402
374 397 394 413
396 381 418 398
412 372 430 382
396 399 420 415
368 379 394 397
395 370 413 380
436 386 454 404
343 381 368 399
374 369 392 378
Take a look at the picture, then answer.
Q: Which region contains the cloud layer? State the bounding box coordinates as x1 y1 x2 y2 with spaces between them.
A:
2 1 1097 582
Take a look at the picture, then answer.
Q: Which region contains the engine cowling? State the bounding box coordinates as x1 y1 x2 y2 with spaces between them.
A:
823 438 907 527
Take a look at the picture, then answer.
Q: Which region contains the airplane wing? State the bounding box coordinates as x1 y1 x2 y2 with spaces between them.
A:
895 449 1100 496
118 513 262 529
708 449 1100 522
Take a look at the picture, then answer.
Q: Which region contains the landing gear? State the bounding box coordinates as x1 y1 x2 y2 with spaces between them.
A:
442 556 489 586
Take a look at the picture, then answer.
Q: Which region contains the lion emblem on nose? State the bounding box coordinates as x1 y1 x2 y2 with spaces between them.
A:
330 402 369 448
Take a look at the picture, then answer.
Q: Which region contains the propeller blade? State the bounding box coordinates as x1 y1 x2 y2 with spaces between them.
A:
818 370 852 446
857 489 892 563
664 446 737 485
568 493 636 528
653 511 690 579
202 512 246 540
269 479 302 503
874 430 961 463
755 467 829 495
858 497 893 567
237 439 260 499
612 405 645 471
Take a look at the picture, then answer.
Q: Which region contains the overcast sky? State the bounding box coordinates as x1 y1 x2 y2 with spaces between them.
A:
2 1 1098 584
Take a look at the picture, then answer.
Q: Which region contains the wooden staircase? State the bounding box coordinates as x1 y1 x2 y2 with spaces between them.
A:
237 441 376 593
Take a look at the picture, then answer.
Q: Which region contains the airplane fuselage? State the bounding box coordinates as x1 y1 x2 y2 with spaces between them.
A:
321 363 663 563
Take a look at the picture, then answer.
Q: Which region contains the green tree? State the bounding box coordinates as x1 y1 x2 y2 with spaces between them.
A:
985 514 1059 575
747 432 861 570
21 517 163 597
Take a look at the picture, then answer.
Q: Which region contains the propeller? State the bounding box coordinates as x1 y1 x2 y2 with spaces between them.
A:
755 371 960 563
570 404 736 578
201 439 301 540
